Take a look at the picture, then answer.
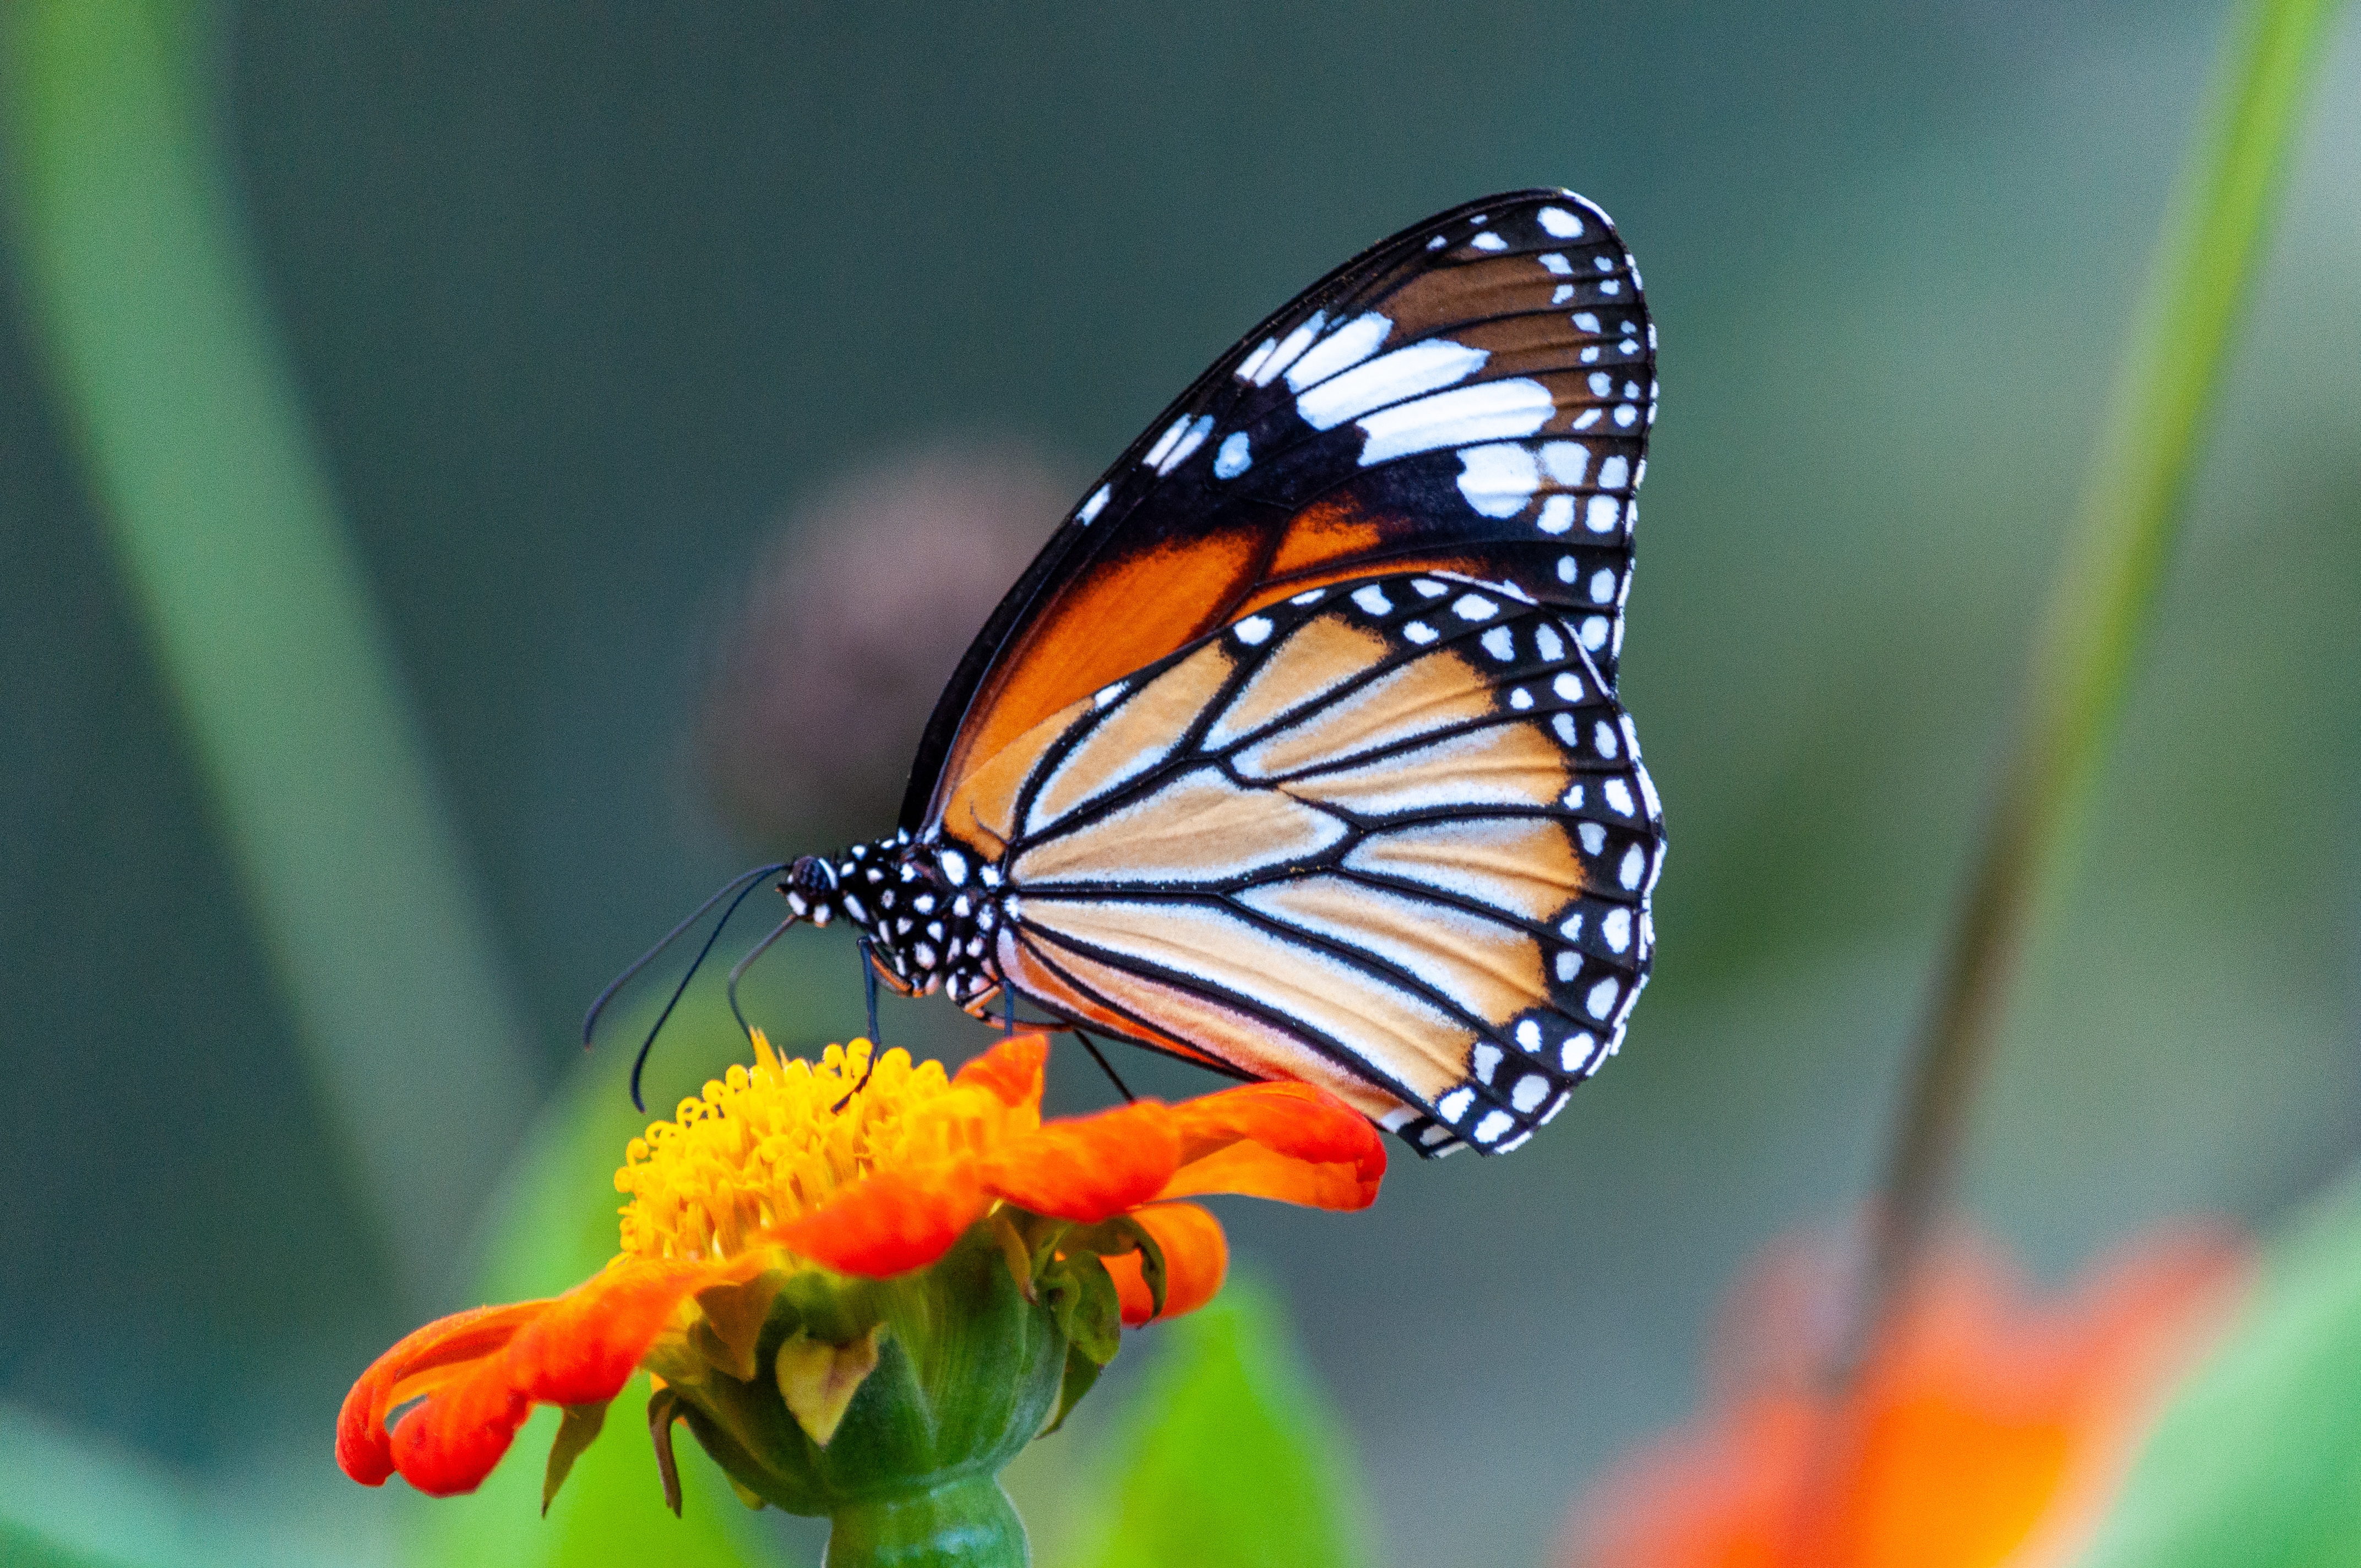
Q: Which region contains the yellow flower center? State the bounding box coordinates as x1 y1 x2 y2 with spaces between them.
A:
616 1034 956 1262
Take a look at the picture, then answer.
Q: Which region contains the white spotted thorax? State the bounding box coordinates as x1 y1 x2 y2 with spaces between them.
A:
782 834 1007 1007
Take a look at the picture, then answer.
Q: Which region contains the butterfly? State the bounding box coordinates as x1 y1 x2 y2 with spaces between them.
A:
671 189 1662 1158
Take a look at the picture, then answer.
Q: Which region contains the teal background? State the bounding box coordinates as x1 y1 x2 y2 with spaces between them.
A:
2 5 2358 1565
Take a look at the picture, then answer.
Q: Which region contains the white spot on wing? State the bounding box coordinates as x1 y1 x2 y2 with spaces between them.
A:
1539 253 1572 275
1233 614 1274 646
1455 442 1542 518
1251 312 1326 386
1358 380 1556 465
1451 594 1497 621
1076 484 1111 525
1143 415 1190 470
1214 431 1253 479
1538 205 1585 238
1351 584 1394 616
1541 441 1591 486
1285 312 1393 393
1154 414 1214 475
1471 231 1507 252
1296 340 1488 431
1537 495 1575 534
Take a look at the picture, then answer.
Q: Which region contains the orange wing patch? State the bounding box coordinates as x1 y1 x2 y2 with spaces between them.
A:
1234 876 1546 1026
1201 613 1391 750
1233 650 1498 779
1018 897 1475 1105
1277 722 1570 816
1013 767 1345 887
931 530 1261 821
1343 815 1582 925
1025 640 1237 833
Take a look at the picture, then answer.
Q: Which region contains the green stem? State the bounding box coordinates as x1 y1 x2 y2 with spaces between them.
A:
1862 0 2344 1349
825 1475 1030 1568
0 1 534 1301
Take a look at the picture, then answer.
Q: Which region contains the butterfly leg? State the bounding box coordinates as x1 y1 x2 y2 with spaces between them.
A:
1074 1031 1136 1104
833 938 885 1112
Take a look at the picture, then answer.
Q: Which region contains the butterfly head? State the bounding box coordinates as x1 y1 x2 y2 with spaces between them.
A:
781 834 1005 1006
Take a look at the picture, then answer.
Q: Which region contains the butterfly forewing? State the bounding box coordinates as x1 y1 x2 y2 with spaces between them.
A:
939 573 1663 1156
902 189 1655 832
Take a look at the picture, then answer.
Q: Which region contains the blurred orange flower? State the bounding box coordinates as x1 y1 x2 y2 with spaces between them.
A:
337 1032 1384 1503
1562 1227 2247 1568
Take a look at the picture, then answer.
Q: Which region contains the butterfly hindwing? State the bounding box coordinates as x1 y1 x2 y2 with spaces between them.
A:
938 573 1664 1156
903 189 1656 832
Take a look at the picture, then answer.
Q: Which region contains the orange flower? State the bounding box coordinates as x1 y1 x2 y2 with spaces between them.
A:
338 1032 1383 1509
1562 1227 2247 1568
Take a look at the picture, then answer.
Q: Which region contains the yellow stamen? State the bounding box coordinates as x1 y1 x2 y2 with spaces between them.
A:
615 1034 954 1262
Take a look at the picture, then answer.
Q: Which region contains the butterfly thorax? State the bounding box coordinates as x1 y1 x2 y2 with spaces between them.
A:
782 834 1007 1008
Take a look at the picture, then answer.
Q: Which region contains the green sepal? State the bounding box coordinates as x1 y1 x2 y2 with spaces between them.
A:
779 1266 885 1344
1040 1249 1123 1367
540 1400 611 1516
646 1385 686 1518
1042 1341 1106 1438
1063 1213 1169 1320
990 1209 1038 1302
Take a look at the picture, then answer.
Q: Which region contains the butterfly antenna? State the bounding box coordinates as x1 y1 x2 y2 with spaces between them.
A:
583 862 787 1050
623 867 787 1112
725 915 798 1042
1074 1031 1136 1104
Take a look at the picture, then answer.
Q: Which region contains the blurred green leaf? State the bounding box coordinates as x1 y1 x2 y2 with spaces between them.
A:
2071 1170 2361 1567
407 1007 773 1568
0 0 534 1302
1069 1282 1372 1568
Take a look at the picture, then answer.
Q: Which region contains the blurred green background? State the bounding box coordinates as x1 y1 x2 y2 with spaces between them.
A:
1 4 2356 1566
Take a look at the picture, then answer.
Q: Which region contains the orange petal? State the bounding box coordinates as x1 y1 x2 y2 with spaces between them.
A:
1155 1082 1386 1209
951 1033 1052 1108
977 1101 1182 1222
337 1299 551 1485
1107 1202 1228 1324
377 1258 719 1496
774 1166 994 1277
